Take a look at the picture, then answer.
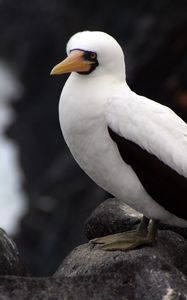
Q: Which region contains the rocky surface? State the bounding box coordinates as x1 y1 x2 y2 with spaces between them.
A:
85 198 142 240
0 228 27 276
85 198 187 240
54 231 187 299
1 231 187 300
0 205 187 299
52 198 187 299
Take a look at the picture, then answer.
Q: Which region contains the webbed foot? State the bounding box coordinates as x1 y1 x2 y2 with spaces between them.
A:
91 217 158 251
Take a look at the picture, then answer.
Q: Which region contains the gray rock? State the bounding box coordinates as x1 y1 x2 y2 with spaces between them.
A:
84 198 141 240
85 197 187 240
1 207 187 299
0 273 152 300
54 231 187 299
0 273 159 300
0 228 27 276
1 231 187 300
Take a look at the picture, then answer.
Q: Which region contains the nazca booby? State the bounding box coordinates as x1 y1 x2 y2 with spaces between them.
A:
51 31 187 250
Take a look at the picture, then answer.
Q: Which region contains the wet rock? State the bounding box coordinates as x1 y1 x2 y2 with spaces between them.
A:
54 231 187 299
0 228 27 276
85 197 187 240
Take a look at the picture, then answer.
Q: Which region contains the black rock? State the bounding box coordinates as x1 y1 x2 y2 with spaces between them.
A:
85 197 187 240
0 276 65 300
0 228 27 276
54 231 187 299
1 231 187 299
85 198 141 240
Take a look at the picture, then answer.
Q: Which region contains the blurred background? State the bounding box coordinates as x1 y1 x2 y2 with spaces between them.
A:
0 0 187 276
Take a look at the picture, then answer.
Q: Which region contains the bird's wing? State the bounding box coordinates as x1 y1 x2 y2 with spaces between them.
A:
106 92 187 178
106 92 187 220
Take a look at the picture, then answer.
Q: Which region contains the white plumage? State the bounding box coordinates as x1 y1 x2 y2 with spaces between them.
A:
52 31 187 234
107 92 187 178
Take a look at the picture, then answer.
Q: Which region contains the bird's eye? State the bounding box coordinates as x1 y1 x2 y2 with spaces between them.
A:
90 52 97 59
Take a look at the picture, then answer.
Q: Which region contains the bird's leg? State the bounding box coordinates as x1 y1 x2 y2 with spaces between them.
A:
91 217 158 251
91 216 149 244
136 215 150 236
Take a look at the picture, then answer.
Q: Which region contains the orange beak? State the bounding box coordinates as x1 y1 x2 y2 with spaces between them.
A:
50 50 92 75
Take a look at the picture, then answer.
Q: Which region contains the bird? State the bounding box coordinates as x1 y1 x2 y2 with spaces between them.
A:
50 30 187 250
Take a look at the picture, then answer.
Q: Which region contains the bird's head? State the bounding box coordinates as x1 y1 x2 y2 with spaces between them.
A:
50 31 126 79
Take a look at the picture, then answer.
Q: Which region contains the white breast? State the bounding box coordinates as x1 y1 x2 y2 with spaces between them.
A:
59 75 141 201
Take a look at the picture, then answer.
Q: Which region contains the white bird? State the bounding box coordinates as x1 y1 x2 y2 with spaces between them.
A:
51 31 187 250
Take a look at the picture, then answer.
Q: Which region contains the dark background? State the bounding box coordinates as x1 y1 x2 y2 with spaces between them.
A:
0 0 187 276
